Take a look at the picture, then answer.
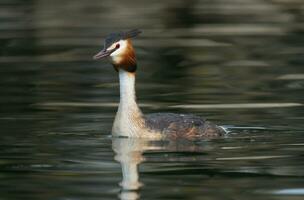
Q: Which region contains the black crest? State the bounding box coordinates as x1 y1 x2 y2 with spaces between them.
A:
103 29 142 50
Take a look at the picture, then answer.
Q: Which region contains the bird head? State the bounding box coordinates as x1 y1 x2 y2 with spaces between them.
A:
93 29 141 72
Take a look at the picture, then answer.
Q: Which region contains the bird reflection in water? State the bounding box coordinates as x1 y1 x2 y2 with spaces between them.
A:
112 138 155 200
112 137 212 200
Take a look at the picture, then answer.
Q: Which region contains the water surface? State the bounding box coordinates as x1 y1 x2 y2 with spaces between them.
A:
1 0 304 199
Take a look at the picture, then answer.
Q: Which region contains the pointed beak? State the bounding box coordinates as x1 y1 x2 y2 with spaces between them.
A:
93 50 111 60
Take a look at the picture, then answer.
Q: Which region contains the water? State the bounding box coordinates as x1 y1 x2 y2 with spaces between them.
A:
1 0 304 199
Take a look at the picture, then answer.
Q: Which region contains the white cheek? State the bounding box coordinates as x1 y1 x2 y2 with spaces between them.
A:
112 56 123 63
110 40 128 57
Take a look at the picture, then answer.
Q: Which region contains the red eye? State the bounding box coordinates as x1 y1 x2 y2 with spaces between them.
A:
116 44 120 48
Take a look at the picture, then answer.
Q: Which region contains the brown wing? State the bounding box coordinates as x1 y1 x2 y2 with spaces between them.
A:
145 113 224 139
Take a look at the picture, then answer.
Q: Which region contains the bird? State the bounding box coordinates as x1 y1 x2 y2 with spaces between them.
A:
93 29 225 140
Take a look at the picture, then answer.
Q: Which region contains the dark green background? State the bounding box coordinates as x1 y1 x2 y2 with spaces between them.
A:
0 0 304 199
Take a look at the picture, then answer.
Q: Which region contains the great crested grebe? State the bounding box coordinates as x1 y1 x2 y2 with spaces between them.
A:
93 29 225 139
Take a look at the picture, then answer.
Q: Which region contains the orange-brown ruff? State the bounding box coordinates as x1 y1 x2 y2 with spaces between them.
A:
112 39 137 73
93 29 225 140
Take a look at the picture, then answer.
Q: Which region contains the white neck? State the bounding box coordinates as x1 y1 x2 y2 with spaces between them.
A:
112 70 145 137
119 70 137 106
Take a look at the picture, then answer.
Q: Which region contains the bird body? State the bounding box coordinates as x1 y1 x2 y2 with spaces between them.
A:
94 30 225 139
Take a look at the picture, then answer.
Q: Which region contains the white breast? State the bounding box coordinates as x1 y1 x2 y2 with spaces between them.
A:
111 70 162 139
